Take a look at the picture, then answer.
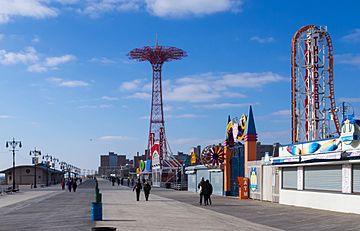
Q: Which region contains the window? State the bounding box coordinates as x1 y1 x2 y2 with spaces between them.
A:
282 167 297 189
304 165 341 192
353 164 360 193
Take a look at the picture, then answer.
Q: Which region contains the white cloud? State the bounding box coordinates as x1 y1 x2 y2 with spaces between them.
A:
98 135 134 141
0 115 12 119
32 35 40 43
223 92 247 98
271 109 291 116
338 97 360 103
0 0 57 24
0 47 38 65
342 29 360 43
336 53 360 66
78 104 112 109
28 63 47 72
218 72 286 88
80 0 141 18
120 79 142 91
145 0 243 18
127 92 151 100
90 57 115 64
175 113 201 119
250 36 275 44
29 54 76 72
45 54 75 66
60 80 90 87
122 72 286 103
203 103 252 109
47 77 90 88
101 96 118 101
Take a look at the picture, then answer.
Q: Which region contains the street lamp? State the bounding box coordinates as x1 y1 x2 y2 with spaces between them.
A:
29 148 41 188
5 138 22 192
42 154 52 186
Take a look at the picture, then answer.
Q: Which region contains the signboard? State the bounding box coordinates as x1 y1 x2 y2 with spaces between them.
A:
190 152 197 165
139 160 145 172
151 143 161 169
250 167 257 192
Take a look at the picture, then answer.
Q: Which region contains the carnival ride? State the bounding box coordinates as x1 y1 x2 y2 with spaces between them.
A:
291 25 340 144
128 38 186 185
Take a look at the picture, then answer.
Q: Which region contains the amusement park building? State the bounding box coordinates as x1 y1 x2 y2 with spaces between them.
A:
270 118 360 214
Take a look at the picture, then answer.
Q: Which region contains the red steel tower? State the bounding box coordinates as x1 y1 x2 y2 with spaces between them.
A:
128 41 187 161
291 25 340 143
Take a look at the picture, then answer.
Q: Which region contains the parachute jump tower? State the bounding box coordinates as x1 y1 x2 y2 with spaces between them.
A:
291 25 340 143
128 39 187 164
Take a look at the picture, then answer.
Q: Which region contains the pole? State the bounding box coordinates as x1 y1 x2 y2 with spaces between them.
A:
12 148 15 191
6 138 22 192
29 148 41 189
34 159 37 188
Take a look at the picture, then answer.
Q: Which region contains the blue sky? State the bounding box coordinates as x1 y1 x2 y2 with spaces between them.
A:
0 0 359 172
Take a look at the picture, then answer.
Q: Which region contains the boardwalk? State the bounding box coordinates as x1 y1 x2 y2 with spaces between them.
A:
0 179 360 230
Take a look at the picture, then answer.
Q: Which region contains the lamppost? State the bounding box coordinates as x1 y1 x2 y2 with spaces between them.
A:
5 138 22 192
52 157 59 184
29 148 41 188
42 154 52 186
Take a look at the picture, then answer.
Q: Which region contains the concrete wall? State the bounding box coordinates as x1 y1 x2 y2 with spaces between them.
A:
278 160 360 214
280 189 360 214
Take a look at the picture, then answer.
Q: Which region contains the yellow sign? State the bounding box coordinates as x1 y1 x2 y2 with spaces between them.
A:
191 152 197 164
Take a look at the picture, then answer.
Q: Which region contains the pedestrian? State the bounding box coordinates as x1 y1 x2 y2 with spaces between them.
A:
127 177 130 187
61 179 65 190
117 177 120 186
121 178 124 185
73 179 78 192
131 178 134 186
197 177 207 205
133 179 142 201
112 177 115 186
143 180 151 201
79 178 83 184
68 179 72 192
204 179 213 206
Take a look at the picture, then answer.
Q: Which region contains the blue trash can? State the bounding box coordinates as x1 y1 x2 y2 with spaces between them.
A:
91 202 103 221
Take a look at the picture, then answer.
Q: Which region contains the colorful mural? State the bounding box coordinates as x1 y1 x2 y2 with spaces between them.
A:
276 116 360 163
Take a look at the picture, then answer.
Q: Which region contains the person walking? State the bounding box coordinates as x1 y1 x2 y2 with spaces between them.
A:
133 179 142 201
61 179 65 190
68 179 72 192
117 177 120 186
204 179 213 206
72 179 78 192
112 177 115 186
143 180 151 201
197 177 207 205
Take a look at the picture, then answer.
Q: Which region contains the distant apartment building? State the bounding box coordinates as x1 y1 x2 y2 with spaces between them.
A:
98 152 128 176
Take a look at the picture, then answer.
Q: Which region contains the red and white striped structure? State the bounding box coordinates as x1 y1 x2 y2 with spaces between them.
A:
291 25 340 143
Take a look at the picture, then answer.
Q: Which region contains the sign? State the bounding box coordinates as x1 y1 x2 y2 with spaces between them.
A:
151 143 161 169
190 152 197 165
250 167 257 192
139 160 145 172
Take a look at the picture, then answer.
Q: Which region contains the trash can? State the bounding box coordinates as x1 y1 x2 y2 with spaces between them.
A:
95 192 102 203
91 202 103 221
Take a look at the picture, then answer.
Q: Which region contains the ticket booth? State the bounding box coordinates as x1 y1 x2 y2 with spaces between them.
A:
237 177 249 199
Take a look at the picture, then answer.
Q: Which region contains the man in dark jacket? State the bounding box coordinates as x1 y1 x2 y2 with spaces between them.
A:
143 180 151 201
133 179 142 201
197 177 207 205
204 179 213 205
